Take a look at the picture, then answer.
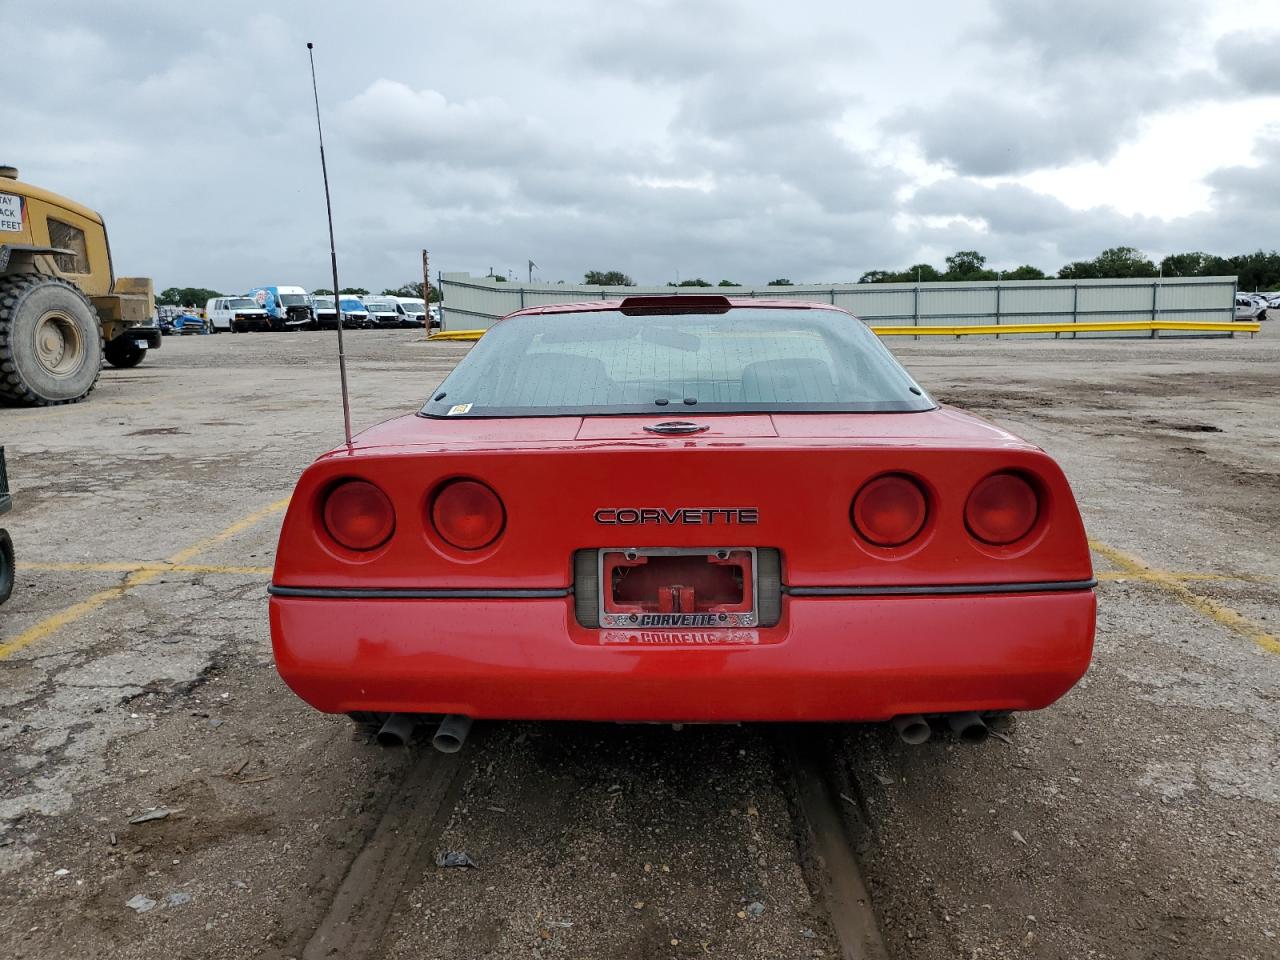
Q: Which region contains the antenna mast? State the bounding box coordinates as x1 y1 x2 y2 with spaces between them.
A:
306 42 353 447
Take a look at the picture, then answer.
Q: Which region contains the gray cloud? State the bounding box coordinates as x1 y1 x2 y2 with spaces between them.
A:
906 134 1280 271
7 0 1278 294
911 180 1076 236
890 0 1227 176
1216 31 1280 94
979 0 1204 66
894 92 1136 178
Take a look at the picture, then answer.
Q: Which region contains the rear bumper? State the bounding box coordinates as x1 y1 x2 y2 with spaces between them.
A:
270 589 1095 722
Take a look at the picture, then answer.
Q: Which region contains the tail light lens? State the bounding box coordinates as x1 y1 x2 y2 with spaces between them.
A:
431 480 505 550
323 480 395 551
852 474 928 547
966 473 1038 545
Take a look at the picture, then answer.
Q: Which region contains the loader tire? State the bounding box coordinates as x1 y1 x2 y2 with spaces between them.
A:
0 529 12 605
0 274 103 406
104 338 147 368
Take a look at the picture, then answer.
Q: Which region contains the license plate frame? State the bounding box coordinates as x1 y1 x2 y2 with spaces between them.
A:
596 546 759 629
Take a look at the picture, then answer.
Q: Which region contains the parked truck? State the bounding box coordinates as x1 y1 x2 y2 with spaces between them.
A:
0 165 160 405
247 285 315 330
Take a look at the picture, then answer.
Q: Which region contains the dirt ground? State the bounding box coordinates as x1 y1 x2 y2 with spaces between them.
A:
1 321 1276 959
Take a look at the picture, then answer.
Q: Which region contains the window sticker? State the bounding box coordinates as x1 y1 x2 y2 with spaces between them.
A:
447 403 473 415
0 193 23 233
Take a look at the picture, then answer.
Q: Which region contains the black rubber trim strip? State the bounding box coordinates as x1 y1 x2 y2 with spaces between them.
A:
269 584 572 599
271 579 1096 601
784 579 1097 597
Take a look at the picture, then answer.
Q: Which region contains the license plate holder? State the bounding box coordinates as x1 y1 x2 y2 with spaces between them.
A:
597 547 758 629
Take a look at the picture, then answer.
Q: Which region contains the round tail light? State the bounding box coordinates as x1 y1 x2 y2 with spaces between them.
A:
852 474 928 547
323 480 395 551
431 480 505 550
965 473 1038 545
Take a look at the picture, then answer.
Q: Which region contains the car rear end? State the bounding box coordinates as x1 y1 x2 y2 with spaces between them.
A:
270 298 1095 726
271 425 1094 724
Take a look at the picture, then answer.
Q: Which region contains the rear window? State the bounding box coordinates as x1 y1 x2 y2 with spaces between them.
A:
421 306 933 417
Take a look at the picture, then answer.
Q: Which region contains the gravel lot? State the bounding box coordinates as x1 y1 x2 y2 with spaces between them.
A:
1 321 1276 959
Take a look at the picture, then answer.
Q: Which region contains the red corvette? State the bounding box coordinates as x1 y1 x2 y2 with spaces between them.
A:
270 296 1096 747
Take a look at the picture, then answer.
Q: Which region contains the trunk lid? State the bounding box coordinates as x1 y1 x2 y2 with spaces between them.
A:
277 410 1091 593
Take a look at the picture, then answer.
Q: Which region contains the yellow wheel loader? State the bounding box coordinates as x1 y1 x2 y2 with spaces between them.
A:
0 165 159 405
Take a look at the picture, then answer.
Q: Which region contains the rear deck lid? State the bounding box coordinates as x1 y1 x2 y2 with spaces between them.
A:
576 415 778 440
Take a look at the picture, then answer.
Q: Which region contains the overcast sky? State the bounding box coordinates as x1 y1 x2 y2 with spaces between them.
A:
8 0 1279 291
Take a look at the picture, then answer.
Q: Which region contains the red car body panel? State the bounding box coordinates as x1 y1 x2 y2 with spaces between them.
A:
270 299 1096 722
271 592 1095 721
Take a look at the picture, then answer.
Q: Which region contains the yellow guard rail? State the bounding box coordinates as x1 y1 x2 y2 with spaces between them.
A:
430 319 1260 342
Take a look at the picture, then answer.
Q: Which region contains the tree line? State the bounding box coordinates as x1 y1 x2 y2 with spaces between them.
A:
857 248 1280 289
582 248 1280 291
584 270 795 288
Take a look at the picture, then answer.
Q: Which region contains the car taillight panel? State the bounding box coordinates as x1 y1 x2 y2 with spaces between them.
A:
965 472 1039 545
852 474 928 547
323 480 396 551
430 479 506 550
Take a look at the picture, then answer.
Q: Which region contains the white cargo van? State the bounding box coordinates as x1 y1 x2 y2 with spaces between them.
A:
362 295 402 328
394 297 439 328
206 296 271 333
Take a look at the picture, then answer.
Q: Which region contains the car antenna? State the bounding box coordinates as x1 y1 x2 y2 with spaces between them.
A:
306 41 353 448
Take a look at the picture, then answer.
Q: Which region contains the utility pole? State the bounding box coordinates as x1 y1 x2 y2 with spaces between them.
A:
421 249 430 304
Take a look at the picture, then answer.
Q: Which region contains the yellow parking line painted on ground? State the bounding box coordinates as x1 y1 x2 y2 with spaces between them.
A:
1095 570 1273 584
166 497 290 565
1090 540 1280 656
19 561 274 576
0 497 289 661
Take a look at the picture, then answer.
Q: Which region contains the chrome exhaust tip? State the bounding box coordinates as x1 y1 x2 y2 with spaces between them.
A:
375 712 418 747
432 714 473 754
946 711 989 743
892 714 932 745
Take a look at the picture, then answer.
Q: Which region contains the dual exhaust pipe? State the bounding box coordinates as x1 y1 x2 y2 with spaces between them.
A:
376 712 472 753
376 710 985 750
892 711 988 745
